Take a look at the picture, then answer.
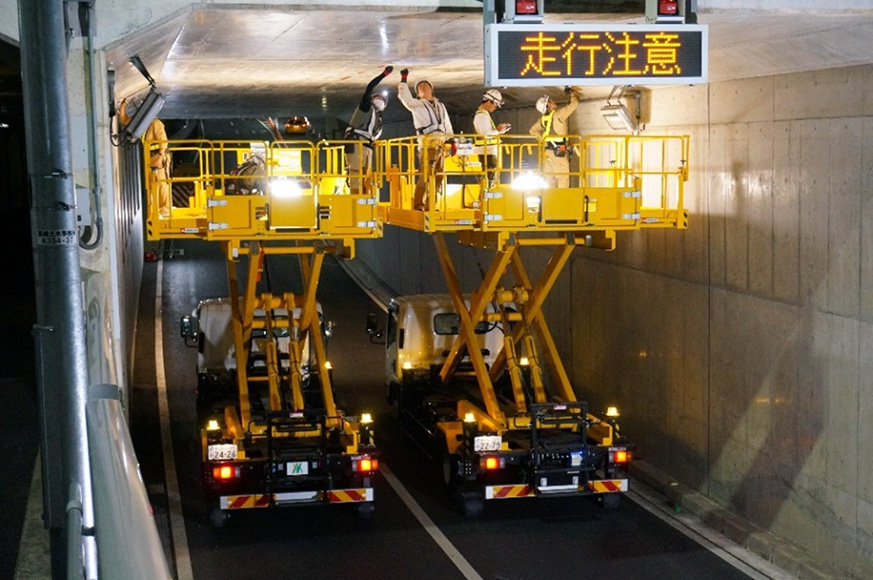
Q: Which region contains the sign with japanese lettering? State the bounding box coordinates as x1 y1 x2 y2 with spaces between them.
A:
485 24 707 86
37 229 77 246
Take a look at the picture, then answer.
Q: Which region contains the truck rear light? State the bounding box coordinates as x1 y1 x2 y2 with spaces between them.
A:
612 450 630 464
480 456 503 470
353 456 378 472
213 465 239 480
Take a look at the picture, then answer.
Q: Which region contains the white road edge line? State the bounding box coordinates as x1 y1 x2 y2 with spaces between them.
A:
380 464 484 580
156 261 195 580
628 483 796 580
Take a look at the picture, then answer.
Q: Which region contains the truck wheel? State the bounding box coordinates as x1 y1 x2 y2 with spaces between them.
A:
209 508 228 528
462 495 484 518
356 503 375 519
442 451 461 493
386 380 400 404
600 493 621 511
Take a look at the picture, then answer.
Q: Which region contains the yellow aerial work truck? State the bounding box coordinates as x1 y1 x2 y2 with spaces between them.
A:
370 292 630 516
368 131 691 515
138 135 388 526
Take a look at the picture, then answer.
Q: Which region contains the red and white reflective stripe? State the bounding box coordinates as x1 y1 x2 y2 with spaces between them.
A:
485 485 535 500
325 488 374 503
220 494 272 510
587 479 628 493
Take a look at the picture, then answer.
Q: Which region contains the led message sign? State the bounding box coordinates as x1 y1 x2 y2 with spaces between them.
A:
485 24 708 86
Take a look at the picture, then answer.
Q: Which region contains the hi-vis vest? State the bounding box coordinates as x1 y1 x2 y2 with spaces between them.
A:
350 108 383 142
476 107 499 146
540 111 567 152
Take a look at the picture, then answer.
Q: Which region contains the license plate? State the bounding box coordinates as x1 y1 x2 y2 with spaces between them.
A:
474 435 502 452
287 461 309 476
207 444 237 460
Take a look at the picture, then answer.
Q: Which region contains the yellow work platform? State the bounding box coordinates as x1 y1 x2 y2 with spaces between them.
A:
141 139 383 243
379 134 688 249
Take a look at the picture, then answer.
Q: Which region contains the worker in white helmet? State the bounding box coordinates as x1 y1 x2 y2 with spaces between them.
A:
473 88 511 188
344 66 393 193
529 86 582 188
397 68 454 210
119 97 171 218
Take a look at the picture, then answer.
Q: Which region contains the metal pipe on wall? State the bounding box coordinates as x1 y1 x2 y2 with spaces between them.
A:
18 0 95 576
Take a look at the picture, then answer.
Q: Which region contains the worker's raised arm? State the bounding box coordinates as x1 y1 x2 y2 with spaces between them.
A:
397 69 417 112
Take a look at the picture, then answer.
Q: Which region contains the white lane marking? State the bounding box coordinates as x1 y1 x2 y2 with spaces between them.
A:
380 464 484 580
156 261 195 580
14 453 51 580
628 484 797 580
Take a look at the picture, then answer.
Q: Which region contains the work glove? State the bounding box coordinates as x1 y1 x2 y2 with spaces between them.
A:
401 68 409 82
383 65 394 77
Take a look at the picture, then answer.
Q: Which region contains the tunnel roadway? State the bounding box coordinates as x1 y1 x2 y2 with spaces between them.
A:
131 238 779 580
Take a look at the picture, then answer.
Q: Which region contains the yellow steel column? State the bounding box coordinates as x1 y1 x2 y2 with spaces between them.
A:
263 305 283 412
433 233 505 426
509 241 576 402
309 309 338 420
225 242 250 426
489 238 576 402
283 292 306 412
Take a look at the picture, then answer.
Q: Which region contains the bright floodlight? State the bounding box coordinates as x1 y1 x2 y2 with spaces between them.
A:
270 177 302 198
512 171 547 191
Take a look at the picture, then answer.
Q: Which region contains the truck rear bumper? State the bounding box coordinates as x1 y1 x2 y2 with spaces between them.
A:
219 487 374 510
484 479 627 500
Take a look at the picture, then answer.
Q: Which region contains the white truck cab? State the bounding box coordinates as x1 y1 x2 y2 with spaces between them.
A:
382 294 505 394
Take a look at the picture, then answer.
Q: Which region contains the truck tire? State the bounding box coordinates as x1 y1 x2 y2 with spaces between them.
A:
209 507 228 528
441 449 462 493
600 493 621 511
356 502 375 519
386 380 400 404
462 495 484 518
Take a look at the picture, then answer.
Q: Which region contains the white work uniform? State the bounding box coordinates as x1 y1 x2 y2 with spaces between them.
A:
397 82 454 137
473 107 500 156
397 81 454 209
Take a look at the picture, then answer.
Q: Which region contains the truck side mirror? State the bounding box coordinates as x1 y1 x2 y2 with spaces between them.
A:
180 315 198 347
366 312 385 343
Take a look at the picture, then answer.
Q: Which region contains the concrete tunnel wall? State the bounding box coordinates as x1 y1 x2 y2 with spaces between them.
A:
357 62 873 579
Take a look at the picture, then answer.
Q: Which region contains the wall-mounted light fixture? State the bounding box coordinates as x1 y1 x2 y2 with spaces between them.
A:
118 54 165 142
600 85 643 134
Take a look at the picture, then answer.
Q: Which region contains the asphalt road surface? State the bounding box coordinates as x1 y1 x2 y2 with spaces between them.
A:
131 238 756 580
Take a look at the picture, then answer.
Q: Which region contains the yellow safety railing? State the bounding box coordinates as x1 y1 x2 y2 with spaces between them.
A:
378 133 689 233
143 134 688 240
142 139 383 242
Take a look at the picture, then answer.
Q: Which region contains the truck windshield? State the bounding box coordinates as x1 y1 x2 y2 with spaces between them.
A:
433 313 491 335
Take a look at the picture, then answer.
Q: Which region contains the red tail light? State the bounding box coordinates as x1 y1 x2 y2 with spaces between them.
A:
354 456 378 472
482 456 500 470
213 465 237 480
612 450 630 464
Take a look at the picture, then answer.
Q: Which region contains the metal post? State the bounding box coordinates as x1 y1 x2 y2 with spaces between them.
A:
18 0 95 577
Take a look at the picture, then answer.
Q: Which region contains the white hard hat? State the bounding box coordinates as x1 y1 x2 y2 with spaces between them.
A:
372 93 387 112
483 88 504 107
535 95 551 115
